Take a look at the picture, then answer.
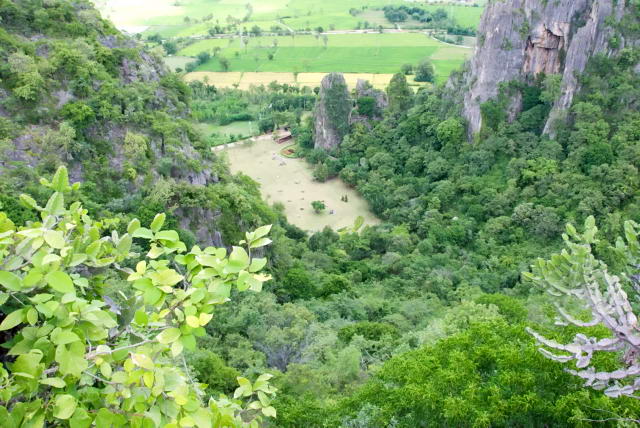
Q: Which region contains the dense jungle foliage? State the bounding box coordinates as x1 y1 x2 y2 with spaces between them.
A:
2 0 640 427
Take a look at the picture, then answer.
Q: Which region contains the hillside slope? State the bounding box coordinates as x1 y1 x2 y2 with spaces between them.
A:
461 0 633 137
0 0 276 244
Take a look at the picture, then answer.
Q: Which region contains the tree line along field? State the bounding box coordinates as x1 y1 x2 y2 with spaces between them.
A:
179 33 471 81
95 0 485 38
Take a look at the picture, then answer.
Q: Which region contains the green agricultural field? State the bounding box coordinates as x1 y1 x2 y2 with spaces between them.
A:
180 33 470 80
163 55 193 71
95 0 484 37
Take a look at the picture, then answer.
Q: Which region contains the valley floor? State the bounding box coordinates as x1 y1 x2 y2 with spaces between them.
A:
220 134 380 231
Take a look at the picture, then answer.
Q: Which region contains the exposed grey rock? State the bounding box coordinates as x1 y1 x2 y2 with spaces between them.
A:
176 207 224 247
355 79 388 112
120 51 165 84
462 0 627 138
314 73 352 150
54 90 75 109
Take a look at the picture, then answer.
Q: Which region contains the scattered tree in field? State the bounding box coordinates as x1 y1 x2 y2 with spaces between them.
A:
163 41 177 55
197 51 211 65
311 200 326 213
401 63 414 75
250 25 262 37
415 58 435 82
0 167 277 427
219 56 230 71
386 73 413 113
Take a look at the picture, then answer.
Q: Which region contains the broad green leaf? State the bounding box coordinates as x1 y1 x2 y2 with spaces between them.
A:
0 270 22 291
151 269 183 286
0 308 24 331
127 219 141 234
157 328 181 344
147 245 164 259
198 313 213 326
250 238 272 249
132 228 154 240
181 333 196 351
143 287 162 306
262 406 276 418
100 362 112 379
249 258 267 273
44 192 65 216
186 315 200 328
26 307 38 325
253 225 272 239
40 377 66 388
227 247 249 273
23 271 43 287
143 371 154 388
171 339 184 357
55 342 88 378
150 213 166 233
234 377 253 398
116 234 132 255
156 230 179 242
46 271 74 294
51 328 80 346
257 391 270 406
44 230 65 249
179 416 195 427
134 309 148 326
192 408 212 428
13 351 43 378
131 353 155 370
69 408 92 428
53 394 77 420
20 194 40 210
51 167 69 192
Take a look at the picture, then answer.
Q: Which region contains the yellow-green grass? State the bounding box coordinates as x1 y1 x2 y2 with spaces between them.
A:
222 135 380 231
184 72 396 90
197 121 257 138
184 71 244 86
178 33 470 78
180 33 446 56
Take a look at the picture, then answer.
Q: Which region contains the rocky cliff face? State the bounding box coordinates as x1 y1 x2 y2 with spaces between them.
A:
463 0 627 137
314 73 352 150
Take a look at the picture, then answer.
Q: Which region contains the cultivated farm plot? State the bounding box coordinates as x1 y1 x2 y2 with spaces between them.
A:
163 56 193 71
94 0 484 37
184 71 397 90
222 135 380 232
180 33 470 81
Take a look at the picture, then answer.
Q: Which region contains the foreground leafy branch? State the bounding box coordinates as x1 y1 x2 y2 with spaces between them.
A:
0 167 276 427
526 216 640 399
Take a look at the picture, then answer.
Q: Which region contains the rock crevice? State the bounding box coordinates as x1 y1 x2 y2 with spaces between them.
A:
461 0 627 138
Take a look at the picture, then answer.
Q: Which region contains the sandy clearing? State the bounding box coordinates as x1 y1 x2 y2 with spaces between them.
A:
221 135 380 232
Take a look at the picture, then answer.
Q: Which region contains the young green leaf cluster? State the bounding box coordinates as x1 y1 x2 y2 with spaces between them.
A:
0 167 276 428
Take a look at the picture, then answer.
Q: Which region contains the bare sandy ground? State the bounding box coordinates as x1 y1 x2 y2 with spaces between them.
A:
221 135 380 232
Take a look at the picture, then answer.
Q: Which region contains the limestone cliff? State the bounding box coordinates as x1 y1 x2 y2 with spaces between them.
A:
314 73 352 150
462 0 627 137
